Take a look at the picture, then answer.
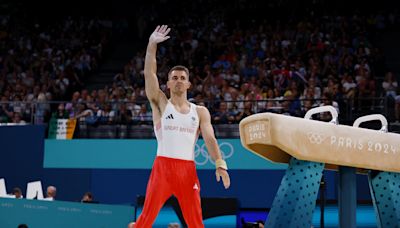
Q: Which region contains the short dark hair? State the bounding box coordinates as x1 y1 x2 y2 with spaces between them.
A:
168 65 189 79
13 187 22 194
84 192 93 199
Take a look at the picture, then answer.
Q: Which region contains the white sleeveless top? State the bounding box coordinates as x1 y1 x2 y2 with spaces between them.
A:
154 101 200 160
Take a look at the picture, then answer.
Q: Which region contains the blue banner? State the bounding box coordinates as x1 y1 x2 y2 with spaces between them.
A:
0 198 133 228
44 139 287 170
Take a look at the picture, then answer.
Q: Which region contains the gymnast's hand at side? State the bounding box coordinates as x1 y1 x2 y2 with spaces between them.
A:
216 168 230 189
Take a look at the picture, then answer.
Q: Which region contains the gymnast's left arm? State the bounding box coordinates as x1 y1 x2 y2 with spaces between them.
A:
197 106 230 189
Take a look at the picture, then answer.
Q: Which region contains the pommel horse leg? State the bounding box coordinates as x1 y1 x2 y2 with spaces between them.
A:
368 171 400 227
360 114 400 227
266 106 338 228
266 158 324 227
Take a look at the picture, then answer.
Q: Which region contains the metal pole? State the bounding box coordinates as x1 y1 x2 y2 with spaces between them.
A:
338 166 357 228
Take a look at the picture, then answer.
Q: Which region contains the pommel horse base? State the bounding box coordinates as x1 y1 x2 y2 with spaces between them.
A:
239 106 400 228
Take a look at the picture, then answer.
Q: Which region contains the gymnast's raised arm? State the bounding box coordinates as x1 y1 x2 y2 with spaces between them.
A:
144 25 171 123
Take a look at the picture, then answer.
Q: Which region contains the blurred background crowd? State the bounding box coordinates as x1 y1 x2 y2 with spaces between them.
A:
0 0 399 130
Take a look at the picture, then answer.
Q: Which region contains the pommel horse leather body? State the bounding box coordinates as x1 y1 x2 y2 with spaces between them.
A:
239 112 400 173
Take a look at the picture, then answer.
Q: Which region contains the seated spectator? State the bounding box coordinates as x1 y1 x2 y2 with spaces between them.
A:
261 89 281 113
213 102 235 124
0 96 13 122
81 192 94 203
235 101 255 122
11 112 26 124
126 95 141 118
320 92 339 121
115 103 133 124
12 187 23 199
74 103 97 125
382 71 398 98
43 185 56 201
357 72 376 109
51 103 70 119
341 73 357 103
133 104 152 124
301 99 315 117
98 103 116 124
34 93 50 124
11 95 25 116
65 91 82 118
55 72 70 97
286 89 302 117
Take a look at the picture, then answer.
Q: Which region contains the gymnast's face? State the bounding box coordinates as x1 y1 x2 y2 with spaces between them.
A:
167 70 191 93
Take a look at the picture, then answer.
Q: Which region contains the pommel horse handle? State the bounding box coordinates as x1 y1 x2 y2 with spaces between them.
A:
353 114 388 132
304 105 338 124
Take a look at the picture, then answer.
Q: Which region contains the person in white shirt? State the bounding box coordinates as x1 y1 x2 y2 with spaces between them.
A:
43 185 56 201
130 25 230 228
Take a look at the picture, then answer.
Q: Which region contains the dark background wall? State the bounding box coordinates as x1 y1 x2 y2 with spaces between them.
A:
0 125 92 202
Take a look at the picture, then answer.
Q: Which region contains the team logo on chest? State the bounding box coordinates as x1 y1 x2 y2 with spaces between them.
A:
191 116 198 128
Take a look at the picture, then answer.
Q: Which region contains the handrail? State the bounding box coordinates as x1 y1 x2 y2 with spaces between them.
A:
353 114 388 132
304 105 338 124
0 97 392 126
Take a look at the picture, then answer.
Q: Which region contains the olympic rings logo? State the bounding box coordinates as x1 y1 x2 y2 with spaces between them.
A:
194 142 234 166
307 132 327 144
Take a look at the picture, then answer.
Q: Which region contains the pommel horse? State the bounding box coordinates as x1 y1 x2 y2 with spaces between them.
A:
239 106 400 228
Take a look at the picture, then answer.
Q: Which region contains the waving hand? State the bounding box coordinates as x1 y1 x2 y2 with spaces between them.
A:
149 25 171 44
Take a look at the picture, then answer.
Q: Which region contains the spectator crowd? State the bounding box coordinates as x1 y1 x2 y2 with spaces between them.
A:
1 1 400 126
